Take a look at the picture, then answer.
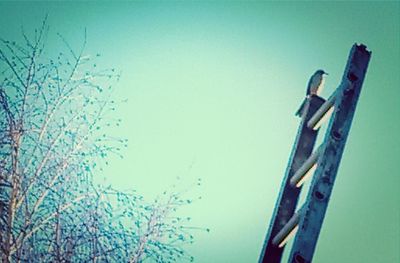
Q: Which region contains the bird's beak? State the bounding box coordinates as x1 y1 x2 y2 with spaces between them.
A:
324 72 329 75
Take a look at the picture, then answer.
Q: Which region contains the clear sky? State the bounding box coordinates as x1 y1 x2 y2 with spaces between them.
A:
1 1 399 262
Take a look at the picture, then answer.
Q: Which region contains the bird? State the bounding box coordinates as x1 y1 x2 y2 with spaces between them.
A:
295 69 328 117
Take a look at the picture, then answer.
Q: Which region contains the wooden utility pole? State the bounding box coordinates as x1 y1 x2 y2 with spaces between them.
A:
259 44 371 263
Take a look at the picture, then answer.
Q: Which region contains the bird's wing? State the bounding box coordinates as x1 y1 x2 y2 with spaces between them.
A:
309 73 323 95
306 75 313 95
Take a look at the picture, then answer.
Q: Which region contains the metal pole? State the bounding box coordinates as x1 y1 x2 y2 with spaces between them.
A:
258 96 325 263
288 44 371 263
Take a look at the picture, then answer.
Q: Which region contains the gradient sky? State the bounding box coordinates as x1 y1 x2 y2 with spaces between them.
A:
1 1 399 262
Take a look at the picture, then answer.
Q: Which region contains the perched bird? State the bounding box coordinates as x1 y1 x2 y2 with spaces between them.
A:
295 69 328 117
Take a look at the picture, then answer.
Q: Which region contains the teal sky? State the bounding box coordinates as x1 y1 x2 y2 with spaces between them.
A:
1 1 399 262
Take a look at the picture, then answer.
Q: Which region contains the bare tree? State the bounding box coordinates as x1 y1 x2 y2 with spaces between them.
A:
0 19 203 263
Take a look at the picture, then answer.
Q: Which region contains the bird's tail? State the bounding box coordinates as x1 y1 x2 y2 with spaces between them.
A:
295 98 307 117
